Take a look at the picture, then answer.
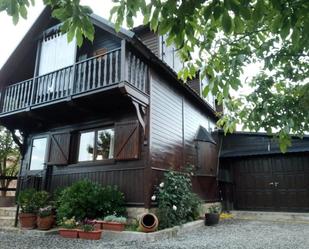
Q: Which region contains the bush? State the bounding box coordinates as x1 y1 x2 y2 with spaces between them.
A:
56 179 126 223
155 170 201 229
17 189 50 213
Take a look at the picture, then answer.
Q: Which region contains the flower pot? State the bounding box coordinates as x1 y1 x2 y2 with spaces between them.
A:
19 213 37 229
37 215 54 230
102 221 125 231
78 230 102 240
94 220 104 230
204 213 220 226
58 228 79 238
138 213 158 233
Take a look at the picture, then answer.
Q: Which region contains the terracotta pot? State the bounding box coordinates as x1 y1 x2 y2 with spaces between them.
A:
78 230 102 240
58 228 79 238
102 221 125 231
204 213 220 226
19 213 37 229
94 220 104 230
37 215 54 230
138 213 158 233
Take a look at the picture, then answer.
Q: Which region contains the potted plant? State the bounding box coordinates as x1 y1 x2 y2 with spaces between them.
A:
205 205 221 226
58 217 79 238
102 215 127 231
78 219 102 240
17 189 37 229
37 206 54 230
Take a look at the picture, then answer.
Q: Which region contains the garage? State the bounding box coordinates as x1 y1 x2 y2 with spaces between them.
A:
219 132 309 212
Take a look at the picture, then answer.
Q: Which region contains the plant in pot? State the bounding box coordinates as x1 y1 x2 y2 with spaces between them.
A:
78 219 102 240
37 206 54 230
58 217 79 238
17 189 38 229
205 204 221 226
102 215 127 231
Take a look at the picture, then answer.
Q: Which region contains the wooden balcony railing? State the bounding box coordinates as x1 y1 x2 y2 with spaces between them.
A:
0 45 148 114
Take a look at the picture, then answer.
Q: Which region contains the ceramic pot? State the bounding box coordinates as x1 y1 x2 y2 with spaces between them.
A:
19 213 37 229
102 222 125 231
37 215 54 230
58 228 79 238
78 230 102 240
138 213 158 233
204 213 220 226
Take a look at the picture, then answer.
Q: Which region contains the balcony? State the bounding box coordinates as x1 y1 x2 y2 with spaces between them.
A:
0 44 149 117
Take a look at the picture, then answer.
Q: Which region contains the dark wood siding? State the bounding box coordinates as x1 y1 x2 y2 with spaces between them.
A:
229 153 309 212
137 31 160 57
149 71 218 201
19 106 149 206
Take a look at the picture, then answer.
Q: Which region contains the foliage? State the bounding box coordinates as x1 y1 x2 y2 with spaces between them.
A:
38 205 53 218
17 189 51 213
60 216 77 229
56 179 126 223
81 218 95 232
17 188 37 213
207 204 221 214
33 190 50 209
103 215 127 224
0 127 20 196
155 170 202 229
2 1 309 151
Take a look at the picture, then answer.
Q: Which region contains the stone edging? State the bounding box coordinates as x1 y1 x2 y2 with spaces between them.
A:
0 219 205 241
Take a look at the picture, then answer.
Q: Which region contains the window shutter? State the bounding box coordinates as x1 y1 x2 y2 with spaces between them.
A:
197 142 218 176
48 132 71 165
114 120 140 160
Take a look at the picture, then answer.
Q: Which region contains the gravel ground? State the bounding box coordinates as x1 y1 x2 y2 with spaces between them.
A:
1 219 309 249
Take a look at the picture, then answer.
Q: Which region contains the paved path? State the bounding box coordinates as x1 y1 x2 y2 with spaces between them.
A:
1 219 309 249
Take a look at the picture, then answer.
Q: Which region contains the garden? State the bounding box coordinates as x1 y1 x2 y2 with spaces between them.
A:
17 169 222 240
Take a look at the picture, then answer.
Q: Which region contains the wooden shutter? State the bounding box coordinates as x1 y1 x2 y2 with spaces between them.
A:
114 120 140 160
48 132 71 165
197 142 218 176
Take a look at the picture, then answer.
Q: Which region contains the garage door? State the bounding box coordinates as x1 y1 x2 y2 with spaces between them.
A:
233 154 309 212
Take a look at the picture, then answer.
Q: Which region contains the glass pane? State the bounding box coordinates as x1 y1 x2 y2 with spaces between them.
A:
29 138 47 170
78 132 95 161
96 129 115 160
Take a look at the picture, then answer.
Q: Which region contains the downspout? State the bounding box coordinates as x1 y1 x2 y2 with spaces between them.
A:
215 132 223 204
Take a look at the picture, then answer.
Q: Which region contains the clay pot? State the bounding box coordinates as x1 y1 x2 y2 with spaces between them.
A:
58 228 79 238
37 215 54 230
19 213 37 229
138 213 158 233
204 213 220 226
102 222 125 231
94 220 104 230
78 230 102 240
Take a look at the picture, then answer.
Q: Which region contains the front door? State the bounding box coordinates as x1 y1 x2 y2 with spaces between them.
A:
233 155 309 212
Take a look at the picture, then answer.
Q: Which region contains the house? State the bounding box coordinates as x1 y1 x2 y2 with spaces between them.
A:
0 8 220 216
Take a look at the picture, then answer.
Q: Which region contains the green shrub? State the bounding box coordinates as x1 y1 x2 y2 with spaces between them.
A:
103 215 127 224
17 188 37 213
33 190 50 209
56 179 126 223
155 170 202 229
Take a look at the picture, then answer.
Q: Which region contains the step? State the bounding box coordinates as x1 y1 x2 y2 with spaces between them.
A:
231 211 309 223
0 216 15 227
0 207 17 217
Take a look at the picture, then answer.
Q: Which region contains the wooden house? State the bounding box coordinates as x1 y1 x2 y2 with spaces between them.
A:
0 8 220 214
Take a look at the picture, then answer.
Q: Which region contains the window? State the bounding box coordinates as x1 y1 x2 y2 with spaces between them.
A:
78 128 114 162
29 137 48 170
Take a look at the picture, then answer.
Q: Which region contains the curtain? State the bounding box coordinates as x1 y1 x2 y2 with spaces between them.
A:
38 33 76 76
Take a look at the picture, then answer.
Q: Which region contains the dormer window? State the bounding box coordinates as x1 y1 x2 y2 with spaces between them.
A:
160 35 183 73
38 32 76 76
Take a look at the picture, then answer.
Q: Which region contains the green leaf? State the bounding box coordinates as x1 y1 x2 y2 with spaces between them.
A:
239 6 251 20
203 4 213 21
12 13 19 25
252 0 264 22
221 12 232 34
19 5 27 19
76 29 83 47
213 6 223 20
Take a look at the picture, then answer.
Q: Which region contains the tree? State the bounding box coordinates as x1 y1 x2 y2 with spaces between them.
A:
0 127 20 197
1 0 308 152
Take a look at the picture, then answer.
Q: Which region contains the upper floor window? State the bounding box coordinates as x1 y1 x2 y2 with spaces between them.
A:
38 32 76 76
200 76 216 109
78 128 115 162
29 137 48 170
161 35 183 73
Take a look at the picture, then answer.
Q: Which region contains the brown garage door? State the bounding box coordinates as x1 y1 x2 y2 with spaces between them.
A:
233 154 309 212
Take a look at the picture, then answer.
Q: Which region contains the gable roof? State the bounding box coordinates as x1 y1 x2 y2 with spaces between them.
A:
0 8 217 120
